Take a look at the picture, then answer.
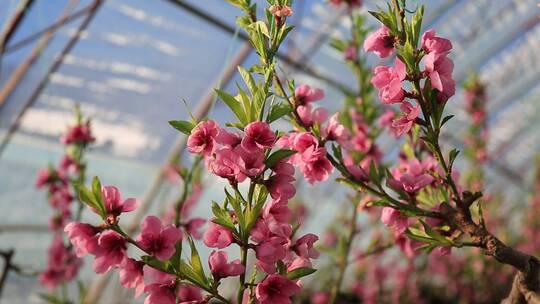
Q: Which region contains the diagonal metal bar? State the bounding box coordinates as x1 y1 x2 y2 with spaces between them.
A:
2 4 97 55
0 0 35 54
84 41 254 304
0 0 103 158
0 0 83 110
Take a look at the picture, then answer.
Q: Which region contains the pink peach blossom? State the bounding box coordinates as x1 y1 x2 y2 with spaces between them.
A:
64 222 100 257
101 186 138 217
297 105 328 127
299 147 333 184
242 121 276 152
263 199 293 224
293 233 319 259
39 236 82 290
203 221 234 249
422 29 452 55
294 84 324 106
208 251 245 279
185 218 206 239
269 5 293 17
323 113 349 143
424 52 455 102
93 230 127 273
137 216 182 261
209 147 247 183
381 207 409 234
391 101 420 137
177 284 203 303
371 58 406 104
255 274 301 304
187 120 219 156
238 146 266 177
364 26 394 58
255 236 288 264
216 127 241 147
61 122 95 145
287 256 312 272
290 132 319 153
267 173 296 203
119 258 145 298
143 266 176 304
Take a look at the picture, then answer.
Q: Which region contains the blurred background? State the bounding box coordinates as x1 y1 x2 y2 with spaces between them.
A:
1 0 539 302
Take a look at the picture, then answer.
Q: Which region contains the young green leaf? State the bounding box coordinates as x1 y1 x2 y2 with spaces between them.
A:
449 149 460 170
286 267 317 280
91 176 106 216
169 120 195 135
187 236 207 285
264 149 296 168
267 102 292 123
216 89 247 125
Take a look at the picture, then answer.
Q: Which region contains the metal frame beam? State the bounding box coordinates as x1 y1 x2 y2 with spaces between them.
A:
0 0 103 158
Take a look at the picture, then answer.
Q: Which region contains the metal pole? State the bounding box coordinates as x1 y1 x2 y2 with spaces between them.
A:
0 0 35 53
0 0 82 109
0 0 103 158
84 41 254 304
3 4 96 55
0 0 35 78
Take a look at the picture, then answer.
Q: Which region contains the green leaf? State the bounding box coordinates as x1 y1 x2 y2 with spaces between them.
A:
91 176 106 217
141 255 171 273
267 102 292 123
179 260 210 289
246 185 268 232
419 220 448 243
449 149 460 170
236 85 253 122
286 267 317 280
169 120 195 135
75 183 102 217
238 66 256 93
368 161 379 184
264 149 296 168
225 188 246 236
440 115 454 127
211 201 236 232
169 242 183 273
187 236 207 285
410 5 424 46
216 89 247 125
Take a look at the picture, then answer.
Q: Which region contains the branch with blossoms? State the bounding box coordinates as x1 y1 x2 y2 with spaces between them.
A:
334 1 540 302
55 0 540 303
35 107 95 303
230 0 540 302
301 1 399 301
65 1 320 304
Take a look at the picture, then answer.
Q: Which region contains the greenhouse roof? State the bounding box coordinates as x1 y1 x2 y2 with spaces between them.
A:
1 0 539 302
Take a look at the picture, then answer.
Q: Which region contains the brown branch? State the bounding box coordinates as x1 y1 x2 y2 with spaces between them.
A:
440 202 540 302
